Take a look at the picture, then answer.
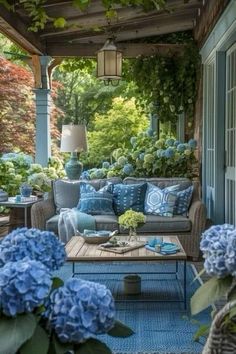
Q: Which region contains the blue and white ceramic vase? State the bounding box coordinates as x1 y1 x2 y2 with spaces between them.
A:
20 183 33 197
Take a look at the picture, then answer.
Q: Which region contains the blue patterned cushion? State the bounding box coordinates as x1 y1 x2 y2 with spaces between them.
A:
113 183 147 215
173 185 193 215
77 183 114 215
144 183 179 217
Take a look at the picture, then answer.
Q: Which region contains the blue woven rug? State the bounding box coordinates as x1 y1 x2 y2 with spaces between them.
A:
54 262 209 354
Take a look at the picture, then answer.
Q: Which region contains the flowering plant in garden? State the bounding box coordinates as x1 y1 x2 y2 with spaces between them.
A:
0 154 65 197
82 130 198 180
0 228 133 354
191 224 236 338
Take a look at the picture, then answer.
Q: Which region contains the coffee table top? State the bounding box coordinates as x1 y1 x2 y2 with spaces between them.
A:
66 235 187 262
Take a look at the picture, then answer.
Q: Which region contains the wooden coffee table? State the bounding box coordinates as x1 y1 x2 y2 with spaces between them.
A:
66 235 187 308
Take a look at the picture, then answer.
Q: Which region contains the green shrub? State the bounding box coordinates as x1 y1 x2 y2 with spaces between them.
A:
0 154 65 196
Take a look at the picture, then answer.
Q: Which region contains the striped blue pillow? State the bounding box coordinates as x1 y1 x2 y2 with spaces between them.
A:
77 183 114 215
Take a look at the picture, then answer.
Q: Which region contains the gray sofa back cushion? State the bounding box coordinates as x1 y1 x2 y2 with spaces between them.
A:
53 177 122 212
123 177 192 189
124 177 200 204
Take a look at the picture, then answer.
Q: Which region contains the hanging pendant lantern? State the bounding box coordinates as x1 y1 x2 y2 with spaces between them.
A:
97 38 122 86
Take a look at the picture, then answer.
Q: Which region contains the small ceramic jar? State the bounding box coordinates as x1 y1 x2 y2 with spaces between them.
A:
0 189 8 202
20 184 33 197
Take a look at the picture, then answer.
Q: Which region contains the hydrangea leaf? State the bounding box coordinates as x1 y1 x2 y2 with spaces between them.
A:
76 338 112 354
0 313 36 354
52 277 64 290
20 324 49 354
53 335 73 354
191 276 233 315
107 320 134 337
193 324 210 342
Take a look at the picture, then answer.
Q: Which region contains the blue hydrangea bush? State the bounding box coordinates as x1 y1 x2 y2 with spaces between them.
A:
0 227 66 270
0 228 133 354
191 224 236 317
81 130 198 180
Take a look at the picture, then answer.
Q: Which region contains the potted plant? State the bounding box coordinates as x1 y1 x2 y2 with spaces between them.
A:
118 209 146 241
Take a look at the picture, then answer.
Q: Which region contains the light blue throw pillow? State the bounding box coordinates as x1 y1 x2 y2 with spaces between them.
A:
144 183 179 217
173 185 193 215
77 183 114 215
113 183 147 215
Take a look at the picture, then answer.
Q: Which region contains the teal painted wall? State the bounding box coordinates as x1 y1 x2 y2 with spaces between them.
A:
201 0 236 223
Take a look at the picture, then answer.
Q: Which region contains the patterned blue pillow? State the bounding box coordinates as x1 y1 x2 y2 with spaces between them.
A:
113 183 147 215
144 183 179 217
173 185 193 215
77 183 114 215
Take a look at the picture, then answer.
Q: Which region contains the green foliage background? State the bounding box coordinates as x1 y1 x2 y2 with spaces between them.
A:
82 97 149 167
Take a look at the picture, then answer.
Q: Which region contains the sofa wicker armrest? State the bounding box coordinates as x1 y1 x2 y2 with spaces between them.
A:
187 199 207 258
31 199 56 230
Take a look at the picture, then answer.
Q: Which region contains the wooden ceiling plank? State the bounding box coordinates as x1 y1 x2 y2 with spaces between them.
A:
46 42 185 58
41 7 198 40
0 5 44 55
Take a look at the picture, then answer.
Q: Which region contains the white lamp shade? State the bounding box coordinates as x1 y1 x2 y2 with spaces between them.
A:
60 125 88 153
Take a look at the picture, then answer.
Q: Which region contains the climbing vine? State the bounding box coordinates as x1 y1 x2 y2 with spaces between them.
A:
0 0 190 32
124 38 200 123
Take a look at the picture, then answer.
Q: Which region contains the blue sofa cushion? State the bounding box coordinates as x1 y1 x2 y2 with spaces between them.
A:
173 185 194 215
77 182 114 215
144 183 179 217
112 183 147 215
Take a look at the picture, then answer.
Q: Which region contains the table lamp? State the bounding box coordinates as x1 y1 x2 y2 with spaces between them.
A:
60 124 88 180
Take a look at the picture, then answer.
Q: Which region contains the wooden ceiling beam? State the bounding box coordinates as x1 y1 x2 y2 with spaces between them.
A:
0 5 44 55
46 42 185 58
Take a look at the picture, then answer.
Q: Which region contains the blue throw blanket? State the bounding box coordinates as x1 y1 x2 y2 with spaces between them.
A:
58 208 96 243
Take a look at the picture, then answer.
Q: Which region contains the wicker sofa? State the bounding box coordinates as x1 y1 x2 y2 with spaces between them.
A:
31 177 207 259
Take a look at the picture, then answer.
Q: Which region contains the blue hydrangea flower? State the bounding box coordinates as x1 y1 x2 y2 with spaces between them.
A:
177 144 186 152
80 171 90 180
200 224 235 277
0 260 52 316
225 229 236 276
165 138 175 146
94 169 105 179
130 137 137 146
46 278 115 343
139 153 145 161
102 161 110 169
188 139 197 149
164 147 175 158
0 228 66 271
156 149 164 158
123 163 134 175
174 140 181 147
1 152 33 166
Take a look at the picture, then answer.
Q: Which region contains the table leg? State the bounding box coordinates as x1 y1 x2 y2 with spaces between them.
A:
24 207 27 227
183 260 187 310
72 262 75 277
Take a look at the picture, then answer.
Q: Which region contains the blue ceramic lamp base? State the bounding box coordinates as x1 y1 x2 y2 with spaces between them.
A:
65 152 83 180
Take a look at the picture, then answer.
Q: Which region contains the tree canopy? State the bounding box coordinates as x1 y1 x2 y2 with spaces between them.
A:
83 97 148 167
